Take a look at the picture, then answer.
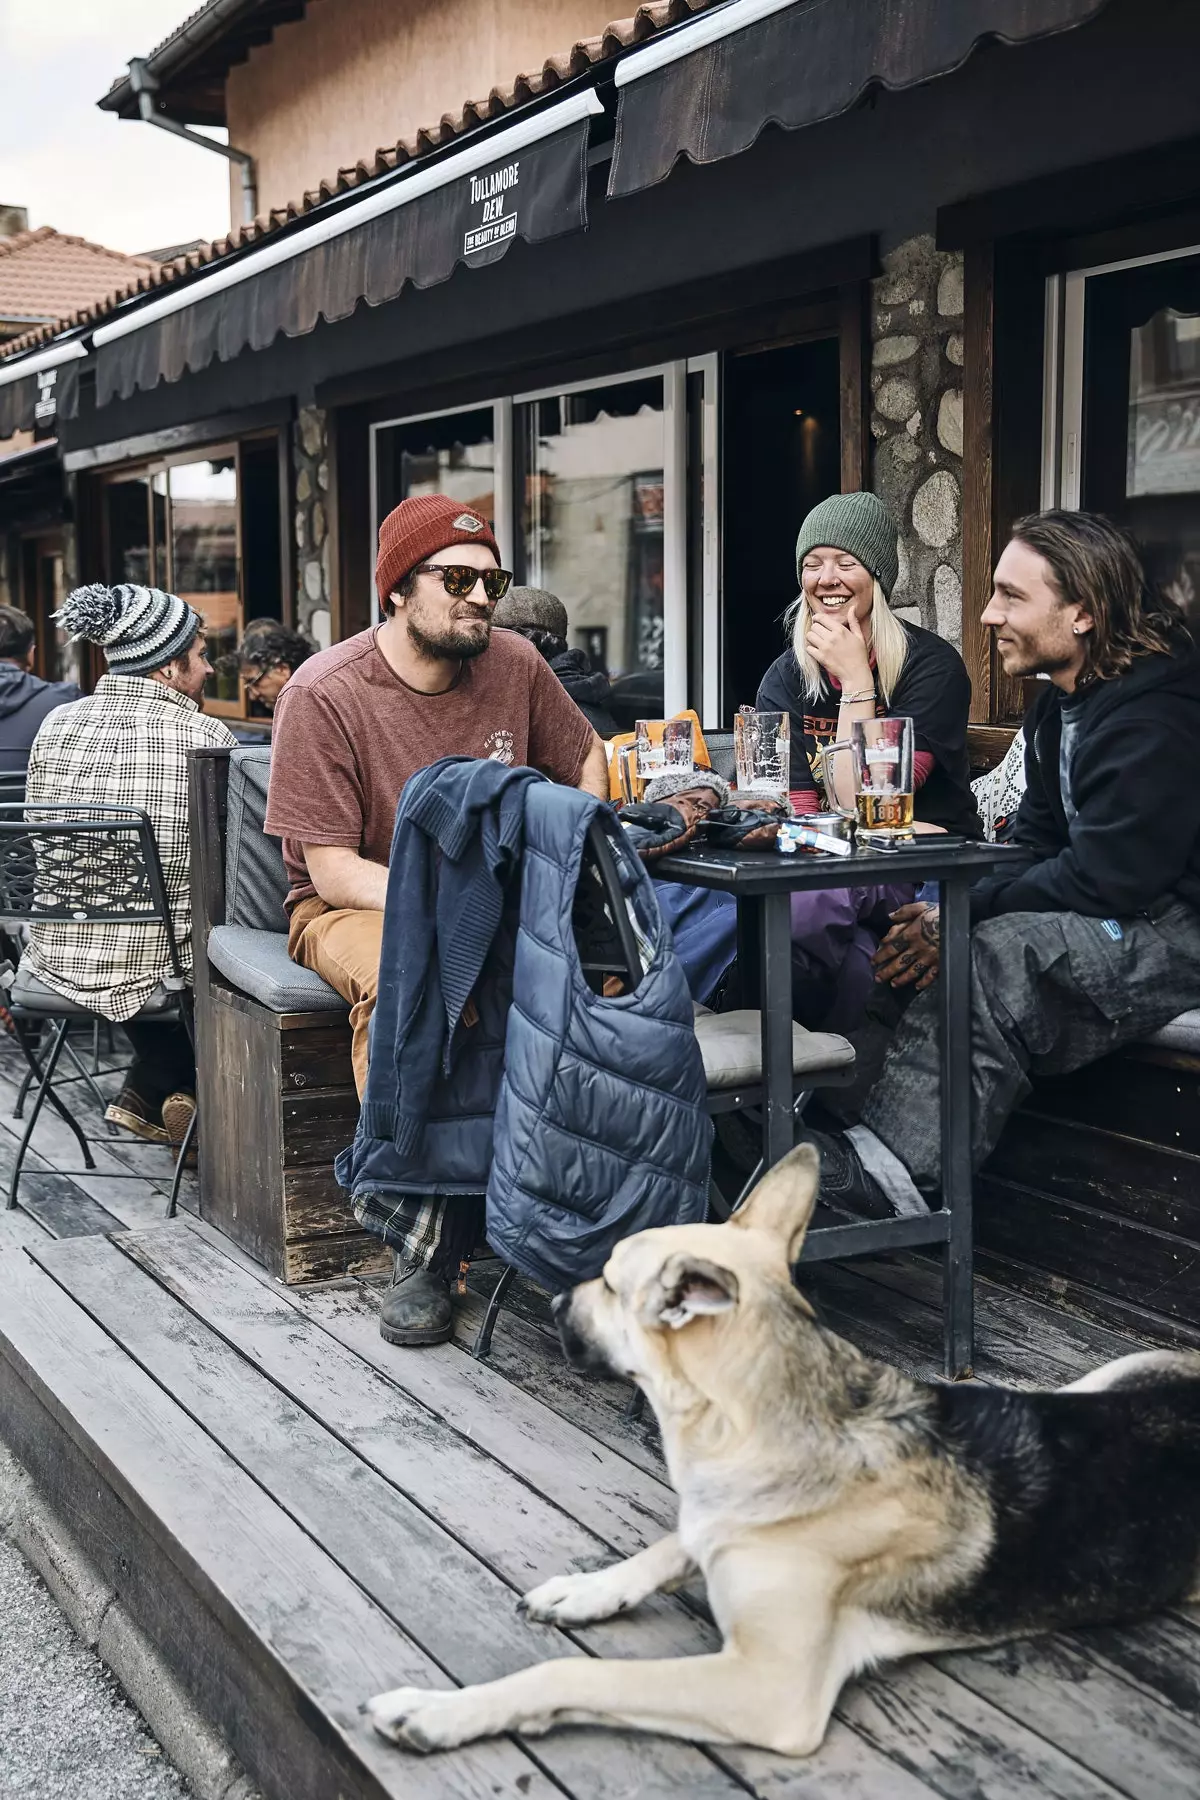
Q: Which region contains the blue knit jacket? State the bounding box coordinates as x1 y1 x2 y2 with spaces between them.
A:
358 755 543 1152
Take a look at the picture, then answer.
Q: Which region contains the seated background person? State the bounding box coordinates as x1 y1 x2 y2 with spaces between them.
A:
236 619 314 715
803 510 1200 1216
22 582 235 1145
0 604 80 775
265 493 609 1345
492 584 619 738
757 490 980 835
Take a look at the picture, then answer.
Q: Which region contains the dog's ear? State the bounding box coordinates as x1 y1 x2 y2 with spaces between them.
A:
731 1142 819 1263
643 1254 739 1331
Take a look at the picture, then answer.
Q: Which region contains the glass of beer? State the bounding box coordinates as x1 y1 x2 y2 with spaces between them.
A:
822 716 915 836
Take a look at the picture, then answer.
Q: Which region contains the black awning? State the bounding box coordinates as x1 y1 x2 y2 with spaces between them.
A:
609 0 1111 199
0 373 35 439
95 99 597 408
0 359 79 438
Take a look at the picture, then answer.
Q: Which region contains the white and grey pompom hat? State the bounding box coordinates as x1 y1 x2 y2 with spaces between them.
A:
55 583 202 676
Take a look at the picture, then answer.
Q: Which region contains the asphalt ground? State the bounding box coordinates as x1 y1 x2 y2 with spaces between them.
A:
0 1535 189 1800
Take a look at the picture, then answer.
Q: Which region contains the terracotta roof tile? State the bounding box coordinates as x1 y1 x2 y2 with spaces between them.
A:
2 0 716 363
0 227 158 332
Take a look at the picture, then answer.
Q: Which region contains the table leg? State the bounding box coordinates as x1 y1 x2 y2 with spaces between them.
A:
759 891 795 1172
735 897 760 1011
939 875 974 1379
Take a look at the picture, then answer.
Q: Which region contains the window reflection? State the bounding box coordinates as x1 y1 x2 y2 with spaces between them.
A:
375 407 495 531
103 477 152 587
519 378 664 726
1085 255 1200 625
168 458 239 700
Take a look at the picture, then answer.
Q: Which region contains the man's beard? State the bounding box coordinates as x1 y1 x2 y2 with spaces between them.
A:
405 607 491 662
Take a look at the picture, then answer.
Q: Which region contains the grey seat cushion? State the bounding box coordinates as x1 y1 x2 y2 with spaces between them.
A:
226 747 290 931
1144 1009 1200 1054
705 730 736 784
9 963 178 1020
693 1005 854 1088
207 926 347 1014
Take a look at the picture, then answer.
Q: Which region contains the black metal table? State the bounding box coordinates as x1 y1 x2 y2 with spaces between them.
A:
654 837 1019 1377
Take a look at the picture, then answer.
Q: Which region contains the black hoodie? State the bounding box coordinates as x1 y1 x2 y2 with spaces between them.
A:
0 664 80 775
548 647 619 739
971 641 1200 921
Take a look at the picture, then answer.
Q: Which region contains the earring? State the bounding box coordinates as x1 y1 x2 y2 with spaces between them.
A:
1072 625 1083 635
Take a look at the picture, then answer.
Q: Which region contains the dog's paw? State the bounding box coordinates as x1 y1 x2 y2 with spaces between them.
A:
519 1567 631 1626
364 1685 476 1753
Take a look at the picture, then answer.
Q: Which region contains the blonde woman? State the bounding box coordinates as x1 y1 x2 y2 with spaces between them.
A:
748 492 979 1033
756 490 981 837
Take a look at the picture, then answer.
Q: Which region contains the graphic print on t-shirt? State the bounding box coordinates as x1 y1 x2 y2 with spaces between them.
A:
483 727 516 764
802 697 880 787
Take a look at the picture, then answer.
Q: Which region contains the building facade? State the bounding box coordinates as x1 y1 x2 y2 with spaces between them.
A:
1 0 1196 745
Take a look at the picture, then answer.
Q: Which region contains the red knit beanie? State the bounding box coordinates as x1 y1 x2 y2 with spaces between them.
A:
375 494 500 606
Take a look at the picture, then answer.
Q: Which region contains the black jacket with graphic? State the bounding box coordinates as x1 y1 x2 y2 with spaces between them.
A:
971 638 1200 921
756 622 981 838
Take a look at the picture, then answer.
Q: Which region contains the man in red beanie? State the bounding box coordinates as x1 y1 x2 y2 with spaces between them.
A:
266 494 608 1342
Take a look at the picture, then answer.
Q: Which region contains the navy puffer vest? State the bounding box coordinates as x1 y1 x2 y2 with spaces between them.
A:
485 783 711 1291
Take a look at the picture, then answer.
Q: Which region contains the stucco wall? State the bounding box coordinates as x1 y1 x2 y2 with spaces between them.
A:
226 0 609 219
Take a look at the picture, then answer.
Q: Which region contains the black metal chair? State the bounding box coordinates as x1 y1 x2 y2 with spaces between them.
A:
0 802 196 1219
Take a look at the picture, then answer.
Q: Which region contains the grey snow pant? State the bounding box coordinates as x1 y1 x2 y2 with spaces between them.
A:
861 901 1200 1197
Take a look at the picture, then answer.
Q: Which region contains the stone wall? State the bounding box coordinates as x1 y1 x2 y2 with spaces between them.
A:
294 407 331 648
869 235 965 649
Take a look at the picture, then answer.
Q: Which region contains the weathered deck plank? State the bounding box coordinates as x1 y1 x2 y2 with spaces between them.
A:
935 1636 1200 1799
3 1057 1199 1800
35 1231 747 1800
0 1250 552 1800
125 1220 681 1567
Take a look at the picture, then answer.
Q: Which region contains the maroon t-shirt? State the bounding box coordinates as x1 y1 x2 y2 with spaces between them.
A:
265 626 596 907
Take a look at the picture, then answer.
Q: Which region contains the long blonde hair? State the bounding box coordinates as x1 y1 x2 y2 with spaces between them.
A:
784 579 910 705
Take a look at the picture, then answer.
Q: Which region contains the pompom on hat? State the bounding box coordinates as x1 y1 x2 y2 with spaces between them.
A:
375 494 500 608
56 583 201 677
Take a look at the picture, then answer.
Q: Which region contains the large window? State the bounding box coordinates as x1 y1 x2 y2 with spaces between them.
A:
371 366 699 726
517 376 666 726
98 433 286 717
1048 246 1200 625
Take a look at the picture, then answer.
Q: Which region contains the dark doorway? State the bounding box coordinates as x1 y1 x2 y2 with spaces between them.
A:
721 338 841 717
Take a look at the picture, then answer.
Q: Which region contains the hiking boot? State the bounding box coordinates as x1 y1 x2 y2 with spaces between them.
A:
161 1092 198 1166
801 1127 896 1220
105 1086 169 1145
379 1266 453 1346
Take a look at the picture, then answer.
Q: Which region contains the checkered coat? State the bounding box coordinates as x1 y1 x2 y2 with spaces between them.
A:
22 675 235 1021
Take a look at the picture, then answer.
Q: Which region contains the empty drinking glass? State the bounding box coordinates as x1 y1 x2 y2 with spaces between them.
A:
734 706 790 800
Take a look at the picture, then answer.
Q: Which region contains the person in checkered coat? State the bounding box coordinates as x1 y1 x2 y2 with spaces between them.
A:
19 583 235 1148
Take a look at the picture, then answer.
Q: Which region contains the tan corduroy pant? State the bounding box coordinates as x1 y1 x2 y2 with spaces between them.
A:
287 898 383 1099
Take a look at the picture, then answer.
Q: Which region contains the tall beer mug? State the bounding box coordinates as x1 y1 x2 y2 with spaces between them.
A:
821 716 915 835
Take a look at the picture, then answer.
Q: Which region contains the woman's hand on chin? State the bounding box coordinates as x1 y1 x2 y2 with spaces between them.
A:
806 606 873 691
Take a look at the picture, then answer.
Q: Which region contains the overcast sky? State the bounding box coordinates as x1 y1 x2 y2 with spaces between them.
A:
0 1 231 255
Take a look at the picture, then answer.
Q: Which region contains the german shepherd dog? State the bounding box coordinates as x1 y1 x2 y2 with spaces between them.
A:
366 1145 1200 1757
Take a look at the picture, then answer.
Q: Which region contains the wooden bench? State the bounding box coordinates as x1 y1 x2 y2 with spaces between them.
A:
980 1016 1200 1344
189 747 389 1285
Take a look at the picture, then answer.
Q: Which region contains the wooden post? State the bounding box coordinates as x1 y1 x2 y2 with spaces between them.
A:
838 281 870 493
961 242 996 725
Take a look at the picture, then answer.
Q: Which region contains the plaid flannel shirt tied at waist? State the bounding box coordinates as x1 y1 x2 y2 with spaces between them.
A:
21 674 235 1022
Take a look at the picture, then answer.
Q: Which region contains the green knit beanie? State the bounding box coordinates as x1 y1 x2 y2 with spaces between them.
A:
794 491 900 598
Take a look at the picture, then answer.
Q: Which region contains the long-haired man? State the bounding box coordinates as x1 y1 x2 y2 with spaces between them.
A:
802 510 1200 1217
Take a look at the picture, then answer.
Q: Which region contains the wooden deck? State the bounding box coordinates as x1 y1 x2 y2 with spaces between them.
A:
3 1032 1200 1800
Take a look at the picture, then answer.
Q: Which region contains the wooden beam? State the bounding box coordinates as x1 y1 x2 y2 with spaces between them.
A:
961 242 996 724
838 280 870 493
